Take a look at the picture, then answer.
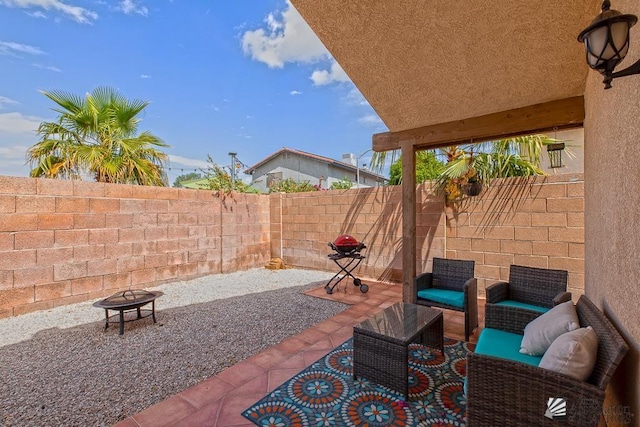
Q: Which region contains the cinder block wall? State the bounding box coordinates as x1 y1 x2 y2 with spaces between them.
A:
274 174 584 298
444 174 584 298
271 184 446 283
0 173 583 317
0 177 270 317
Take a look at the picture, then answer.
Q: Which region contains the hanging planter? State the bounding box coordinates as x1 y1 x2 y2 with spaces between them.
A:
462 180 483 197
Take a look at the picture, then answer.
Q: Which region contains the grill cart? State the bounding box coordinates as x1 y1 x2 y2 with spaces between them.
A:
325 234 369 294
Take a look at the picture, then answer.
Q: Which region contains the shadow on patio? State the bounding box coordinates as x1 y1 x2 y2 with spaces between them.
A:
114 280 485 427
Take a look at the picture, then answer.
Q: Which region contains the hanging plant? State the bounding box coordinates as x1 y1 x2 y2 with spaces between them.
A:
460 168 483 197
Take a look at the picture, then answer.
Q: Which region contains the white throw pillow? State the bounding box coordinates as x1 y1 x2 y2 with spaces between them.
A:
539 326 599 381
520 301 580 356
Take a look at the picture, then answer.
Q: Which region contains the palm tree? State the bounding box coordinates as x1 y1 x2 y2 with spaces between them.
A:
27 87 169 186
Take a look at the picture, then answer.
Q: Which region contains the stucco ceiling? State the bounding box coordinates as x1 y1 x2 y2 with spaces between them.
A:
290 0 601 133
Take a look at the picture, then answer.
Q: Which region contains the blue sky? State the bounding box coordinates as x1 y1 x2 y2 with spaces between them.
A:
0 0 387 184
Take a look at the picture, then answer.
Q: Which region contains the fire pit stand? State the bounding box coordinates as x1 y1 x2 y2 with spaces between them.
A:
325 235 369 294
93 289 163 335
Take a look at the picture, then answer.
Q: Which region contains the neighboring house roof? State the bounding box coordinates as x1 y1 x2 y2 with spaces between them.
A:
180 178 209 189
244 147 387 181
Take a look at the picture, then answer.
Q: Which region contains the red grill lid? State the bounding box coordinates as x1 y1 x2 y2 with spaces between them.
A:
334 234 359 251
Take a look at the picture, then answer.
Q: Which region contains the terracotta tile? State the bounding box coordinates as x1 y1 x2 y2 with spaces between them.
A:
305 337 335 352
273 353 307 370
215 361 266 388
216 394 266 427
329 325 353 347
272 336 309 355
268 368 301 391
112 418 139 427
312 318 344 334
227 373 269 396
132 395 196 427
179 376 236 409
302 349 331 366
327 312 358 325
245 346 291 370
295 326 329 344
173 400 221 427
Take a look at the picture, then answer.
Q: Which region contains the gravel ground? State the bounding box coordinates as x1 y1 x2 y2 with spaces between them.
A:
0 269 345 427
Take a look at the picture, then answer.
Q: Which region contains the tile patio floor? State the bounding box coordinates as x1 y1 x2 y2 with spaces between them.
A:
114 280 485 427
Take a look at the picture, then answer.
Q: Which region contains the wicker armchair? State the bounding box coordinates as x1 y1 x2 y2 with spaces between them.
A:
485 265 571 332
467 295 629 426
415 257 477 341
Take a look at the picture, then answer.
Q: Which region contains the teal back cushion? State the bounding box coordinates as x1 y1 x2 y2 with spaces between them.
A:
417 288 464 308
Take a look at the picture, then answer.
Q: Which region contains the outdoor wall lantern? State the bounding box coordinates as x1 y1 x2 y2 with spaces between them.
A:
578 0 639 89
547 143 565 169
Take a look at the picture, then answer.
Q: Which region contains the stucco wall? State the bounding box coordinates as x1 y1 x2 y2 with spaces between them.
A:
0 176 270 318
583 0 640 419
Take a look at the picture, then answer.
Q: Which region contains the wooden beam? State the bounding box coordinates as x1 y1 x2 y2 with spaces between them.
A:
372 96 584 152
401 140 416 303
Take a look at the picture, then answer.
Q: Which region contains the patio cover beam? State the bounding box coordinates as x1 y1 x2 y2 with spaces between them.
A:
372 96 585 152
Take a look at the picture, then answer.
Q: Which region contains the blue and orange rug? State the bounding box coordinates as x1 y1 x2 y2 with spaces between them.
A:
242 337 475 426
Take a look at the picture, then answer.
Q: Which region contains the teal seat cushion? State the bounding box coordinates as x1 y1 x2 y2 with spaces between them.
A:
495 300 550 314
417 288 464 308
475 328 542 366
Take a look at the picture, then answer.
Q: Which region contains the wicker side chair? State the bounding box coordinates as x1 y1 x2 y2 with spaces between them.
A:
485 264 571 332
415 257 477 341
467 295 629 426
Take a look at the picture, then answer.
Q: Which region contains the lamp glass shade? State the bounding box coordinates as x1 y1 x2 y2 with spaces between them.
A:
584 21 631 69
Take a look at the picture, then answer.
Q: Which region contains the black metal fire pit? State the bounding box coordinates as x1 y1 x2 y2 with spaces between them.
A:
93 289 163 335
325 234 369 294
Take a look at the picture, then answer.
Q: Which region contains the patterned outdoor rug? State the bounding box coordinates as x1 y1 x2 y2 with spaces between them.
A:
242 337 475 426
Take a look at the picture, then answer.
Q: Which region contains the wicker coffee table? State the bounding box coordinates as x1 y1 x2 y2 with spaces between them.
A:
353 302 443 399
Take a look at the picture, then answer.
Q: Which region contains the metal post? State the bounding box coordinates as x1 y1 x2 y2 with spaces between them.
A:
228 152 237 190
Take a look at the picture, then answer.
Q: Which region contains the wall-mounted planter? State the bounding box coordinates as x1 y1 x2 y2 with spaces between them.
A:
462 181 483 197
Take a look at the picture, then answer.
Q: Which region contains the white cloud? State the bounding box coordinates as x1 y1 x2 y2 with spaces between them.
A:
241 0 328 69
290 90 302 96
0 144 29 158
0 41 44 56
0 112 43 133
0 113 45 177
33 63 62 72
345 88 370 107
168 155 209 169
0 149 31 177
0 0 98 23
117 0 148 16
25 10 45 18
358 114 383 126
140 74 151 79
0 96 19 108
311 61 350 86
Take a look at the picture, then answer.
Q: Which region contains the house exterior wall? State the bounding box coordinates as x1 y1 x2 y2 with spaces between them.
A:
542 128 584 175
583 0 640 418
0 176 271 318
248 152 380 192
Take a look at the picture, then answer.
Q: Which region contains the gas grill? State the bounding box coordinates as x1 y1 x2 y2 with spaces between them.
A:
325 234 369 294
